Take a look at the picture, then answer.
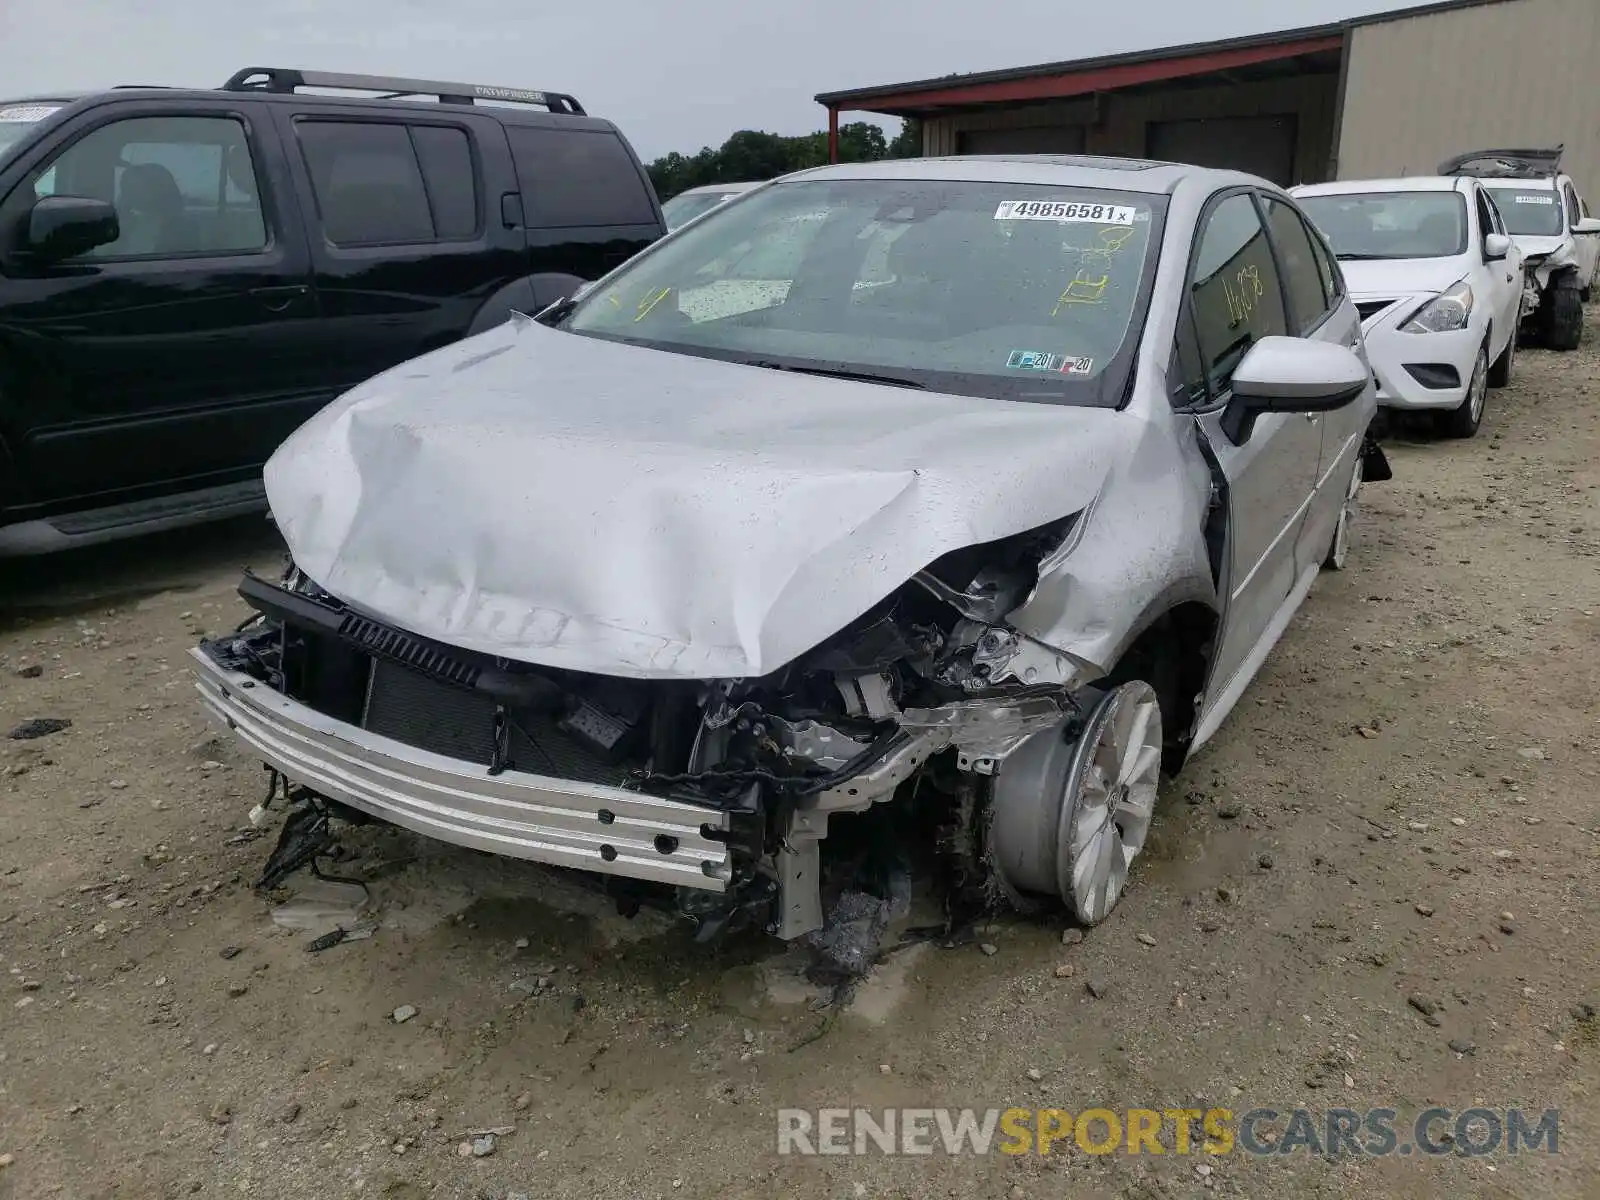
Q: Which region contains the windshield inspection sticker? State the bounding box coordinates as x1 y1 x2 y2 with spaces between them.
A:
1006 350 1094 374
995 200 1137 226
1513 195 1556 205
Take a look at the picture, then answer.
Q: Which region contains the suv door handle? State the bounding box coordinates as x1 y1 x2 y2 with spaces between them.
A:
250 284 310 313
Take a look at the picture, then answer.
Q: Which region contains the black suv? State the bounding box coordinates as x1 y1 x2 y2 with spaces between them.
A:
0 68 665 554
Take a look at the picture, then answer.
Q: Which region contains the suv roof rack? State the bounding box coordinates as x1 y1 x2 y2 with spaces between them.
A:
1439 145 1563 180
220 68 586 116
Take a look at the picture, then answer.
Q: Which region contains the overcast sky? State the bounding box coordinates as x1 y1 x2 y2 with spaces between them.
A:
1 0 1443 161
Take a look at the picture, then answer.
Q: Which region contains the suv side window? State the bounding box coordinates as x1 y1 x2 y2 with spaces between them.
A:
1188 192 1289 394
11 115 266 258
506 127 656 228
1262 196 1331 333
296 120 479 246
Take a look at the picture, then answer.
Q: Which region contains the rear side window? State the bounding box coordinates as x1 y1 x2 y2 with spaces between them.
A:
297 121 479 246
1189 192 1289 393
410 126 479 239
506 127 655 228
1263 196 1331 333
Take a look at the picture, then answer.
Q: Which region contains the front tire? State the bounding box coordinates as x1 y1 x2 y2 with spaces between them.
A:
1542 277 1584 350
1436 345 1487 439
988 681 1163 926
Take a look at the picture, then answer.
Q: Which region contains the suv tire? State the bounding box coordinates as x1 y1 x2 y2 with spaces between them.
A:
1542 276 1584 350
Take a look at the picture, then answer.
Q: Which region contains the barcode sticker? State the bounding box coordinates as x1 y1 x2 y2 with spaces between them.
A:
995 200 1137 225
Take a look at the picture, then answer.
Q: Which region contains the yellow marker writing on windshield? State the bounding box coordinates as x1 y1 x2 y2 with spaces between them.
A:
635 287 672 321
1053 274 1109 313
1051 225 1132 314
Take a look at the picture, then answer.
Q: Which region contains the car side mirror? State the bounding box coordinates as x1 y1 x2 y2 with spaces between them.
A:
1484 232 1512 261
1572 216 1600 235
1221 336 1369 445
23 195 119 261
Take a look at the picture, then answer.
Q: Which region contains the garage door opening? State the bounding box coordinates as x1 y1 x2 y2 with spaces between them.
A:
958 125 1087 155
1146 115 1299 185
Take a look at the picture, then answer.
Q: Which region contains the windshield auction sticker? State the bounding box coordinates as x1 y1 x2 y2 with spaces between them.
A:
995 200 1137 225
1513 195 1555 205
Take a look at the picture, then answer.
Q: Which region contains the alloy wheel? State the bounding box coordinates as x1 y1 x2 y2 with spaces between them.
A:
1327 456 1363 570
1061 681 1163 924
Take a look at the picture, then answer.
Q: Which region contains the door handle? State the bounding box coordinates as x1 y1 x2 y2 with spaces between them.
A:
250 284 310 313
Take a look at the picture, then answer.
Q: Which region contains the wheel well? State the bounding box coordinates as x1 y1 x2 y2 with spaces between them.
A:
1106 602 1218 774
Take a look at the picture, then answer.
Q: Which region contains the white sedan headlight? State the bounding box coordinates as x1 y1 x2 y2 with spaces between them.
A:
1401 279 1474 333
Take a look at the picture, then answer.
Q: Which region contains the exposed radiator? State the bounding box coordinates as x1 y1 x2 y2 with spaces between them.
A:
360 658 632 787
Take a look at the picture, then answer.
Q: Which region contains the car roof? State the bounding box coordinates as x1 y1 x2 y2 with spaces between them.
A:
0 95 88 109
1476 175 1561 188
1 86 618 132
782 154 1261 196
1294 176 1469 196
675 182 762 197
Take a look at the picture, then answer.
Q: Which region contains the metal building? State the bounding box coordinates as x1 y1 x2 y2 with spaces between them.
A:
815 0 1600 196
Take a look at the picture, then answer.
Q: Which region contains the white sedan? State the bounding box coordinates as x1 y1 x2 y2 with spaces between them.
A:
659 181 761 231
1293 176 1524 438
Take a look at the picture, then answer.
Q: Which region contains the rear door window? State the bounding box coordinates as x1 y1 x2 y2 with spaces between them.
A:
506 126 656 228
296 120 479 246
1262 196 1331 334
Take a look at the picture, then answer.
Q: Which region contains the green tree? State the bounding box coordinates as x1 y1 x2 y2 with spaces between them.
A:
646 118 921 201
888 118 922 159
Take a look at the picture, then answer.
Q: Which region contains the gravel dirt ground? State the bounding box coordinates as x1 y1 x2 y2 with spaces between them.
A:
1 316 1597 1200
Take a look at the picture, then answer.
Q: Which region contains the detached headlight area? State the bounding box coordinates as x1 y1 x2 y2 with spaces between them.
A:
1401 279 1474 333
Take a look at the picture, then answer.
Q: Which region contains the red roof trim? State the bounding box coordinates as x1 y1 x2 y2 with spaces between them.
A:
827 34 1343 113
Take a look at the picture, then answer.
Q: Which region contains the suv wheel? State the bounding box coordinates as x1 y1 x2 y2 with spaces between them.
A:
1542 276 1584 350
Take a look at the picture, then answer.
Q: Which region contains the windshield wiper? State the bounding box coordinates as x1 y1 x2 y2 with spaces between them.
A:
1332 252 1393 260
748 360 926 389
534 296 579 326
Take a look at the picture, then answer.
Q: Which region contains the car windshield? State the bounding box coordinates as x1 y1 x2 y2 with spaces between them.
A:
563 178 1165 407
661 190 743 230
1297 191 1467 259
1482 184 1564 236
0 102 61 163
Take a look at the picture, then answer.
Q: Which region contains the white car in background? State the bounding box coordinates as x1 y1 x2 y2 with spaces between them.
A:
1439 147 1600 351
1294 177 1523 438
660 181 761 230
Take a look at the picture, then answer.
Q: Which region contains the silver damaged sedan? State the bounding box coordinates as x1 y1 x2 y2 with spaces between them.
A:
194 155 1388 943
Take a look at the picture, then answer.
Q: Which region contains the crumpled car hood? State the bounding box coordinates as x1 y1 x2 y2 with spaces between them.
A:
265 320 1126 679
